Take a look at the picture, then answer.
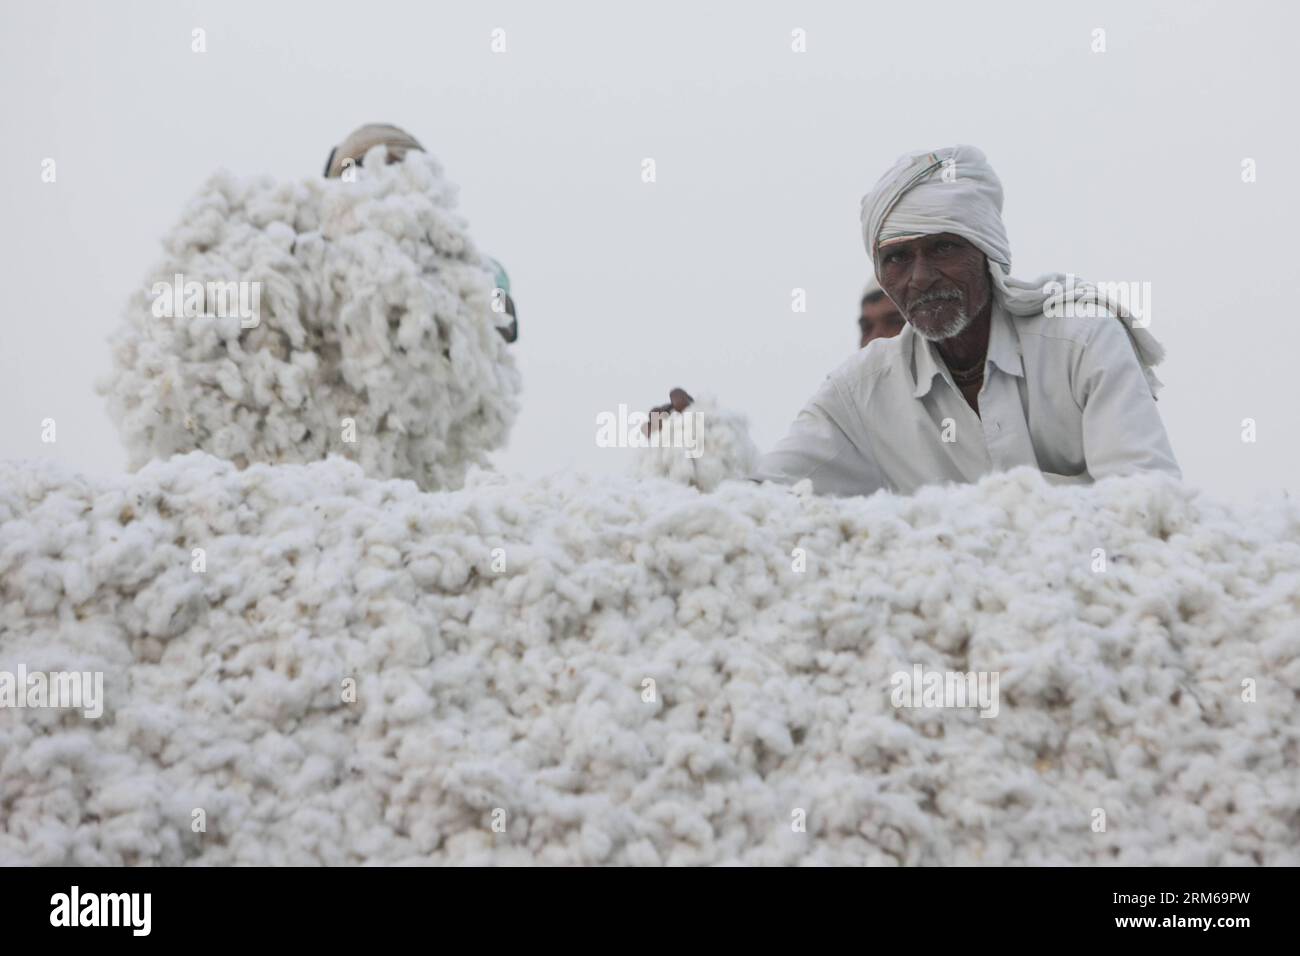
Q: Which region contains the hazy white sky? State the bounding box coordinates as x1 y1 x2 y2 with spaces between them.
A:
2 0 1297 504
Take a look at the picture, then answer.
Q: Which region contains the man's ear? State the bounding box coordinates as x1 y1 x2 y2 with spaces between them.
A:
323 147 338 178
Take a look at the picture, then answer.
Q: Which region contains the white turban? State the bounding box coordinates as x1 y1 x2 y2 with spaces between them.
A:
860 145 1164 396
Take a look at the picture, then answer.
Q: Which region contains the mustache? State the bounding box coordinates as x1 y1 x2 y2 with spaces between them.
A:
907 289 963 310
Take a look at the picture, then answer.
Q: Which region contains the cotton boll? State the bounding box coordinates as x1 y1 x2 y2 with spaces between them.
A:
98 150 520 491
631 395 759 492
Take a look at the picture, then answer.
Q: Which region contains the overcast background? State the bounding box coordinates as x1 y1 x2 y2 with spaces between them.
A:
2 0 1297 505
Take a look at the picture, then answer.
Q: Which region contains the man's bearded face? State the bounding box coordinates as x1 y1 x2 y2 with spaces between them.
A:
877 233 991 341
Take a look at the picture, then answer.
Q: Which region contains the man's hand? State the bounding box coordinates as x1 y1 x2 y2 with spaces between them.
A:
643 388 694 436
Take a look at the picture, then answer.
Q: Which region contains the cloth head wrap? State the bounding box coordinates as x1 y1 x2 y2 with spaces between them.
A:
860 145 1164 396
324 123 425 178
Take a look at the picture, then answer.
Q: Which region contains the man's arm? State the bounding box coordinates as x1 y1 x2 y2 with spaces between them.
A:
1075 317 1181 480
749 375 886 496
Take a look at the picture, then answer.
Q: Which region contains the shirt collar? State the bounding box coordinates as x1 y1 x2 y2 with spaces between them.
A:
908 298 1023 398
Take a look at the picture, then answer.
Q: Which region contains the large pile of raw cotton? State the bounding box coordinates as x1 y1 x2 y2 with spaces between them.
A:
97 148 520 492
2 453 1296 865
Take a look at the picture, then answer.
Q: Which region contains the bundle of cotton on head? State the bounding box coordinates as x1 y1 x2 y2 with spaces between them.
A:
631 395 759 492
98 146 520 491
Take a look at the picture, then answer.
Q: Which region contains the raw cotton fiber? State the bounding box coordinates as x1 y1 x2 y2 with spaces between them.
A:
631 395 759 492
2 453 1296 865
97 148 520 492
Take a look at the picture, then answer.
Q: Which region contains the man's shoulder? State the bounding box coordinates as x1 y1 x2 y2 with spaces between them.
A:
827 334 907 389
1014 303 1123 350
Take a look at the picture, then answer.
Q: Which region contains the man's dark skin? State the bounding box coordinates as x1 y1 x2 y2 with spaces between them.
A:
876 231 993 415
643 387 693 437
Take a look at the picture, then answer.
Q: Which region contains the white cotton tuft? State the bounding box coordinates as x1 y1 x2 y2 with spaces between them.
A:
4 455 1296 866
631 395 759 492
97 148 520 491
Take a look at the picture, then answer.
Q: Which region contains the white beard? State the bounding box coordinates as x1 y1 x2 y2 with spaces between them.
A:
908 303 972 341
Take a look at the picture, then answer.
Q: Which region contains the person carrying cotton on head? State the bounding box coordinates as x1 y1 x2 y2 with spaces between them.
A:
751 144 1180 496
324 123 519 344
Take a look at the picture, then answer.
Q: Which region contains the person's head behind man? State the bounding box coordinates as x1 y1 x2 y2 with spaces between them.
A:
858 280 904 349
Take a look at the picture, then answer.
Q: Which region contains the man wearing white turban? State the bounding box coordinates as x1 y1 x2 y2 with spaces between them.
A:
751 145 1180 495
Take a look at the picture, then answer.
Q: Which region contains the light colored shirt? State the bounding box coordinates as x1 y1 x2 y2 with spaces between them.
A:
751 300 1180 495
